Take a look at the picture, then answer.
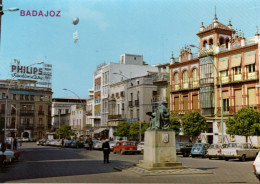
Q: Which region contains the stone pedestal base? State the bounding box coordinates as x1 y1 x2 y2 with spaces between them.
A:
137 130 187 171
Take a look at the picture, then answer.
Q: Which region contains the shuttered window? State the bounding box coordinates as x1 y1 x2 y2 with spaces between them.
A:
235 90 242 112
192 95 198 110
248 88 256 106
174 97 179 111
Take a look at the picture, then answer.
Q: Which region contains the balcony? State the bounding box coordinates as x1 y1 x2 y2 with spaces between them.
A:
135 100 139 106
37 124 44 128
171 80 200 92
128 101 133 107
108 114 124 120
107 121 120 127
217 105 259 115
234 74 242 81
20 110 34 116
38 111 44 115
171 109 201 115
86 110 92 116
152 95 168 103
198 48 214 57
153 74 168 83
19 124 34 130
247 72 258 80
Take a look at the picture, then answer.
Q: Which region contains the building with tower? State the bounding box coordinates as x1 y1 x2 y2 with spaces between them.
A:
169 14 260 146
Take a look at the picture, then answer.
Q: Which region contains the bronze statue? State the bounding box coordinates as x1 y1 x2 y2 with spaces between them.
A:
147 102 170 130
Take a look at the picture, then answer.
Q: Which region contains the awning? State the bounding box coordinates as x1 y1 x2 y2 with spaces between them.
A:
231 54 241 68
244 51 256 65
219 57 229 71
94 128 108 134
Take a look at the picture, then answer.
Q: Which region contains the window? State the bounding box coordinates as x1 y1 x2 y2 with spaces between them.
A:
30 95 34 101
13 94 16 100
203 40 207 49
225 39 229 48
174 73 179 84
223 99 229 112
20 95 24 100
2 93 5 99
25 95 29 101
192 69 198 81
220 70 228 77
209 39 213 48
247 64 255 73
130 110 133 119
234 66 241 75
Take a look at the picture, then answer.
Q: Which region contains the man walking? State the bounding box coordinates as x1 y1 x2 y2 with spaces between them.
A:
102 139 110 164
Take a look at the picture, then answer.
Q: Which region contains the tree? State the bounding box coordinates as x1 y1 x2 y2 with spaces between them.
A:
181 112 207 142
115 121 130 137
225 107 260 142
169 117 181 135
56 125 75 138
129 121 149 140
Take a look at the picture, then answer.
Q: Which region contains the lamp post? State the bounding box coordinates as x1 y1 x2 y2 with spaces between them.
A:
63 88 86 141
0 0 19 46
190 44 224 143
112 72 142 142
4 62 44 142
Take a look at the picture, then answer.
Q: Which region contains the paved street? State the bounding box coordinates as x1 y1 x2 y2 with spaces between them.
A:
0 142 259 183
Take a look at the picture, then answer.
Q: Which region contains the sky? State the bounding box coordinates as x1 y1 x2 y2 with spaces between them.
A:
0 0 259 98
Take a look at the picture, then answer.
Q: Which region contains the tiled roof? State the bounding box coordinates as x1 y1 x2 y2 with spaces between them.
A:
198 21 235 34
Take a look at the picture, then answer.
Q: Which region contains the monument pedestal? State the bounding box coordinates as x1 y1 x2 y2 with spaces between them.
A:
137 130 188 170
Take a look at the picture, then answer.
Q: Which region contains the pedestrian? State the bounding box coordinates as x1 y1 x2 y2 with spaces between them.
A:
1 142 6 153
89 138 93 151
13 137 17 150
61 138 64 148
102 139 110 164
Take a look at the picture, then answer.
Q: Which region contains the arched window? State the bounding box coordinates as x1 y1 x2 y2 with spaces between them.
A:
182 71 188 89
203 40 207 49
225 38 229 48
174 72 179 90
192 68 199 88
219 37 224 45
209 38 213 48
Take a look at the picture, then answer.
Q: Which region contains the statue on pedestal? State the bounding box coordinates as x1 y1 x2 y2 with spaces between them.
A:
147 102 170 131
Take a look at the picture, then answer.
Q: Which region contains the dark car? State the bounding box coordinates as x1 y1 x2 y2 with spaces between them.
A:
70 140 84 148
64 140 73 147
176 142 191 155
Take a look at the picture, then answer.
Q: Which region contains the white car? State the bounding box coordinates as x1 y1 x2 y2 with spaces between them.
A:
253 152 260 181
137 142 144 153
109 141 117 150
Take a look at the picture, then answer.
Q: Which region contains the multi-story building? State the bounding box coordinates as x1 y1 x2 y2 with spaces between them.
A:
0 79 52 140
52 97 86 136
107 74 158 140
93 53 158 138
169 14 260 146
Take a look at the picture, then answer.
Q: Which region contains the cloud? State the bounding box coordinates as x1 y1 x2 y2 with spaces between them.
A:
67 5 109 31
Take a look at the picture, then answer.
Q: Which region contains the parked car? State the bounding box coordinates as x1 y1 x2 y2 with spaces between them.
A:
70 140 84 148
180 143 193 157
53 139 62 147
84 142 89 150
222 142 259 161
253 151 260 181
191 143 210 158
22 137 29 142
93 141 103 150
36 139 47 146
109 141 117 150
206 143 227 159
113 141 138 155
137 142 144 154
64 140 73 147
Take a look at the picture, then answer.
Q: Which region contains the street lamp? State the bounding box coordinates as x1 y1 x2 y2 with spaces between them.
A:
0 0 19 45
112 72 142 142
4 62 43 142
63 88 86 141
190 44 224 144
